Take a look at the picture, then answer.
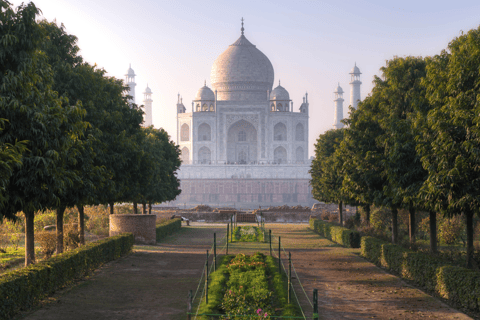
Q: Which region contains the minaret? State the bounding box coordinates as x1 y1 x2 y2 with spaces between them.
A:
333 84 344 129
142 85 153 127
349 63 362 109
125 64 136 104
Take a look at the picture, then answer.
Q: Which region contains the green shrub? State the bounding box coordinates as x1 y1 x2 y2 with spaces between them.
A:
360 235 480 312
36 231 56 259
156 218 181 242
197 253 301 319
231 226 264 242
309 218 361 248
0 233 134 319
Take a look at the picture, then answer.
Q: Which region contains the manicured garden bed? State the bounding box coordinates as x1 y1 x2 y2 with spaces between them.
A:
231 226 265 242
196 252 301 319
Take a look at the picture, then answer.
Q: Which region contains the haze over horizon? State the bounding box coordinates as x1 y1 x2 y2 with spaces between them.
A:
12 0 480 156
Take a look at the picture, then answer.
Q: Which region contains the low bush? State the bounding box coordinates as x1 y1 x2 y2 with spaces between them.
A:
36 231 56 259
360 236 480 312
156 218 181 242
309 218 361 248
197 253 301 319
0 233 134 319
232 226 264 242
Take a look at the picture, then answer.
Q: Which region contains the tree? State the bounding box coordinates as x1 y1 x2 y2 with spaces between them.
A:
0 0 85 265
0 119 27 208
340 84 402 243
375 57 432 248
418 26 480 268
310 129 352 225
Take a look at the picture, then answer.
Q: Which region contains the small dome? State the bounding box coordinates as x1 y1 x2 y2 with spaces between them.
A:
126 63 135 76
270 82 290 100
350 63 361 74
144 85 152 94
334 84 343 94
195 83 215 100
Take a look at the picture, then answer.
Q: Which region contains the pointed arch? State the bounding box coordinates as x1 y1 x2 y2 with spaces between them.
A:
180 123 189 141
274 122 287 141
274 146 287 164
198 123 211 141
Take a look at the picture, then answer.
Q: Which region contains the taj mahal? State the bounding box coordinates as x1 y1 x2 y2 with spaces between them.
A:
125 21 362 208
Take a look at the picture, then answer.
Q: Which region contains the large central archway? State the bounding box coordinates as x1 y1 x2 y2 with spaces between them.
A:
227 120 257 164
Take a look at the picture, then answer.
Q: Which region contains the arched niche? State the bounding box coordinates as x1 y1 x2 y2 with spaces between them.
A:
180 123 189 141
181 147 189 164
227 119 257 164
274 122 287 141
274 146 287 164
295 123 304 141
198 146 211 164
198 123 211 141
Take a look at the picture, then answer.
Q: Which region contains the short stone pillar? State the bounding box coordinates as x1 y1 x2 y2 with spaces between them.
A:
109 214 156 245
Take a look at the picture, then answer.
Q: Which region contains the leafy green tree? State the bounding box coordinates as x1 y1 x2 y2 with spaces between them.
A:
310 129 352 225
340 84 403 243
418 26 480 268
375 57 433 248
40 20 108 250
0 1 85 265
0 119 27 208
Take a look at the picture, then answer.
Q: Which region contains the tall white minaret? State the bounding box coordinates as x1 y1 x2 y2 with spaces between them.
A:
333 83 344 129
349 63 362 109
143 85 153 127
125 64 136 104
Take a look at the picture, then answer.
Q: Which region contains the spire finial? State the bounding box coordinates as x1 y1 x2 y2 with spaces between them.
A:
241 17 244 35
279 80 281 86
204 80 206 87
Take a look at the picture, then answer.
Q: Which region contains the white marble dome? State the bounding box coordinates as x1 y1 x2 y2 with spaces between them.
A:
195 83 215 100
350 64 361 74
270 83 290 100
210 34 274 101
334 84 343 94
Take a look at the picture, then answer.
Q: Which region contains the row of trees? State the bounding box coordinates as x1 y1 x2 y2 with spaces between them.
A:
311 25 480 268
0 1 181 266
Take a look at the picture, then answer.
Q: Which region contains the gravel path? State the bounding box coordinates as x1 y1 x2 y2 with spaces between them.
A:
18 223 474 320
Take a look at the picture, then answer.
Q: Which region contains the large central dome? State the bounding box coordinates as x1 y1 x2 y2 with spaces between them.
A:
210 32 274 102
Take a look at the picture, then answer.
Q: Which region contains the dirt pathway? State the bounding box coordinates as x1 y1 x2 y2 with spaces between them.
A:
265 223 474 320
19 224 227 320
18 223 474 320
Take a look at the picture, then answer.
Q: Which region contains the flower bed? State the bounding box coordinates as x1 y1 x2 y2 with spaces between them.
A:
231 226 265 242
197 253 301 319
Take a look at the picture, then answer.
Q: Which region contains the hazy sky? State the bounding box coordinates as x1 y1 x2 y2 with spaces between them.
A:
11 0 480 156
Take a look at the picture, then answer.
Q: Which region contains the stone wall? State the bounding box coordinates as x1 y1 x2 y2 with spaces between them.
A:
109 214 156 245
172 178 314 208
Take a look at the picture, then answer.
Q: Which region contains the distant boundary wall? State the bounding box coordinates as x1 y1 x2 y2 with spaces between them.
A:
172 178 315 208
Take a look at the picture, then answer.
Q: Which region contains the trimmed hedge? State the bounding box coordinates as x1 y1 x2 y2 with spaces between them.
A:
361 236 480 312
309 218 361 248
0 233 134 319
156 218 181 242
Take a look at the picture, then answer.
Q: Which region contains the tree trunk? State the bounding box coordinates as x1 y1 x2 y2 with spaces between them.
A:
133 202 138 214
408 207 416 246
391 207 398 244
56 205 66 254
363 204 371 226
109 202 114 215
148 201 152 215
77 205 85 245
466 211 474 269
338 201 343 226
429 211 437 254
24 209 35 266
142 202 147 214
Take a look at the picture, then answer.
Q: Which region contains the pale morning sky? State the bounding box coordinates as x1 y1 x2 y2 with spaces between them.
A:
10 0 480 157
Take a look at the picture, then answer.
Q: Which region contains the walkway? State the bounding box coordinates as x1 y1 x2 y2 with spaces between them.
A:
20 223 473 320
